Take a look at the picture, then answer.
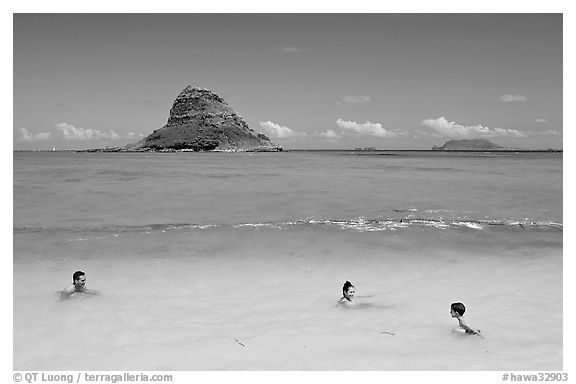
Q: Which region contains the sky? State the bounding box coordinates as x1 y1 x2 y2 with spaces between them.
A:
13 13 563 150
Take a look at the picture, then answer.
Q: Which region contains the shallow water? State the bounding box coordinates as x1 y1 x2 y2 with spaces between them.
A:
13 151 562 370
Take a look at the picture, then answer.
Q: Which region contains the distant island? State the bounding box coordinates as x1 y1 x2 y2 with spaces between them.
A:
432 139 508 151
431 139 561 152
85 86 282 152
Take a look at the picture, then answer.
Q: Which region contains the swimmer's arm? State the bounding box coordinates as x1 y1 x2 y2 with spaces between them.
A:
61 285 75 293
471 329 484 338
459 319 483 338
57 286 76 298
337 298 354 307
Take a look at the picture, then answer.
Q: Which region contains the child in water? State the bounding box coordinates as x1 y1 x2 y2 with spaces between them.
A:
338 281 355 307
450 302 483 338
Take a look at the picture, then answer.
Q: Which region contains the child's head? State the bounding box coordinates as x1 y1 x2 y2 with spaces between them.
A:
450 302 466 317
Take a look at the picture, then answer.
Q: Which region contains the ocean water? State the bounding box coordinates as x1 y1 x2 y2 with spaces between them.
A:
13 151 563 370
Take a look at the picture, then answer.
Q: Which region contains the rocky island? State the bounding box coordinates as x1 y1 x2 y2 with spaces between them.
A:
90 86 282 152
432 139 509 151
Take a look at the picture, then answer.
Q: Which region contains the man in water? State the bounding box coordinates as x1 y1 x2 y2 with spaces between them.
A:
63 271 87 293
60 270 98 297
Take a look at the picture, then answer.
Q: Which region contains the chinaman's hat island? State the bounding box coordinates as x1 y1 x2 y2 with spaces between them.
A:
86 86 283 153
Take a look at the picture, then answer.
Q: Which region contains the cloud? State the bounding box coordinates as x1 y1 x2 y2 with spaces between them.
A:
126 132 146 140
340 95 371 103
281 46 301 53
413 130 442 139
259 121 307 139
318 129 341 139
421 117 526 138
500 94 528 102
535 118 547 123
56 122 121 141
17 128 52 142
336 119 398 138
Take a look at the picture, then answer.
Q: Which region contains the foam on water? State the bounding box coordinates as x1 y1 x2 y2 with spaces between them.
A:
13 215 564 236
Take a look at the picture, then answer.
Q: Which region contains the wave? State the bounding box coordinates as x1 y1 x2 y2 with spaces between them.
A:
14 216 563 235
284 217 562 232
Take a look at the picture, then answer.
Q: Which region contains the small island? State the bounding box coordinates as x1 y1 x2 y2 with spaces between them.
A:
85 86 282 153
431 139 561 152
432 139 509 151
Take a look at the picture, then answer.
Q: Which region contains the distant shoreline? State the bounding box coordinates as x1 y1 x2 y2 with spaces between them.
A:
14 149 563 153
286 149 563 153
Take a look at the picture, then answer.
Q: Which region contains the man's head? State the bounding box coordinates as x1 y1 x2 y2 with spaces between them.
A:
72 270 86 290
450 302 466 317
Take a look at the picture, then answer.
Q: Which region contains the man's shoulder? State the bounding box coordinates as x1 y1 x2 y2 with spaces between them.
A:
62 284 75 293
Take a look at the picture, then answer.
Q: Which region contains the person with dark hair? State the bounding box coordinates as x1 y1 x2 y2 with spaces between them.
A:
337 281 356 307
60 270 97 297
66 271 86 292
450 302 482 337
